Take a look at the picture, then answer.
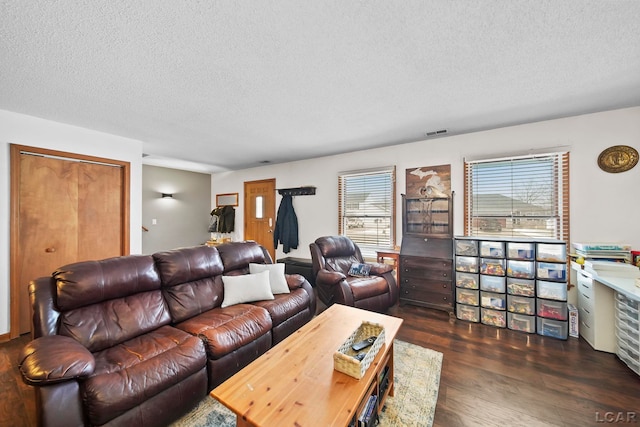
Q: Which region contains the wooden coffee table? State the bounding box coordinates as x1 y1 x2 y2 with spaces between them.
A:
211 304 403 426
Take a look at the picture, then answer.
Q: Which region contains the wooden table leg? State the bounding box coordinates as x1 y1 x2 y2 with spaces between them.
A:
376 250 400 287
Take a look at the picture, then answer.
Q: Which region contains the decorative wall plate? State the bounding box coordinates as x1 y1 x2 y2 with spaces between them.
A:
597 145 638 173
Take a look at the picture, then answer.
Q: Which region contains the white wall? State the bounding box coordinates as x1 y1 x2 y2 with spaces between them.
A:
0 109 143 335
212 107 640 260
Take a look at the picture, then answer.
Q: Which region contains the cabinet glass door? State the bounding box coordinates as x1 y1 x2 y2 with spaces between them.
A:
405 198 451 235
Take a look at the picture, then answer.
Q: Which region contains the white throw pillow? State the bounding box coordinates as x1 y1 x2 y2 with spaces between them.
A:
221 270 274 307
249 263 291 294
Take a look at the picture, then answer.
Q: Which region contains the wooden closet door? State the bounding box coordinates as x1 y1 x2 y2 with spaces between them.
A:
12 146 128 336
18 154 79 333
77 162 123 261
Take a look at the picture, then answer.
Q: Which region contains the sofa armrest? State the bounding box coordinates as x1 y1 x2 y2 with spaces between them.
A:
368 262 393 276
19 336 95 386
285 273 306 290
317 269 346 286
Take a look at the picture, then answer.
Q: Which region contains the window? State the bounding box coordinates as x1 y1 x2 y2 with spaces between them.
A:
339 166 395 257
464 152 569 241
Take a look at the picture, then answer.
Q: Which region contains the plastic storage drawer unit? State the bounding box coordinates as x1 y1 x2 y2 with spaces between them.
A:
537 317 568 339
616 310 640 342
507 278 535 297
508 313 536 333
480 275 506 293
456 288 479 306
507 260 535 279
481 308 506 328
537 299 568 320
537 280 568 301
616 293 640 318
536 243 567 263
616 324 640 354
480 258 506 276
536 262 567 281
455 240 478 256
456 272 479 289
618 347 640 375
457 304 480 323
456 256 479 273
507 242 535 260
616 316 640 343
508 295 535 315
481 291 506 310
479 241 505 258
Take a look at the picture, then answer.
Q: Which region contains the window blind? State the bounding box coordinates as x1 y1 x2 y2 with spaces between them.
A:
338 167 395 255
464 152 569 241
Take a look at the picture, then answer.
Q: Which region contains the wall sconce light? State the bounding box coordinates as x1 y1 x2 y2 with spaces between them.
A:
161 193 173 198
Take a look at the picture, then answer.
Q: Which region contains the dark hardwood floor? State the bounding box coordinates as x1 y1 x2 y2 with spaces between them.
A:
2 304 639 426
388 305 640 427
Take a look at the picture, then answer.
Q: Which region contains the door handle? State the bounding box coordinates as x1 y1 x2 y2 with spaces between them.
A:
45 247 56 253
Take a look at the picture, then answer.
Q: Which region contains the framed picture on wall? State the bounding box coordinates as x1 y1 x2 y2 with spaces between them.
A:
406 164 451 198
216 193 238 207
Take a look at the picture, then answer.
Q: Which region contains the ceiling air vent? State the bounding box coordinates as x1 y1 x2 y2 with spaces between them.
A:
425 129 448 138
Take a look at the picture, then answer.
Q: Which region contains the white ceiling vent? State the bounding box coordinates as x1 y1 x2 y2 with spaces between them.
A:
425 129 448 138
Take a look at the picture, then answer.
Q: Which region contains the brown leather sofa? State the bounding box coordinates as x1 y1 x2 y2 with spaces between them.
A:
309 236 398 312
18 242 315 427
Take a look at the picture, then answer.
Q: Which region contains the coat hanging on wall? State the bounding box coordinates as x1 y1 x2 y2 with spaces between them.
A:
209 205 235 233
273 194 298 253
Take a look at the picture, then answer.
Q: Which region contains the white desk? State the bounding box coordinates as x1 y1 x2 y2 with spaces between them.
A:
574 264 640 376
595 274 640 302
576 269 616 352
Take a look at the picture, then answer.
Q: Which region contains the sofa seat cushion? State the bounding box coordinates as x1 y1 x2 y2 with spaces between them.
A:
83 325 206 426
347 276 389 301
251 287 311 326
175 304 272 359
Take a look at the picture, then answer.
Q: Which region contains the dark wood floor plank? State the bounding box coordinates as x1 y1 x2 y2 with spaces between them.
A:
440 385 566 427
0 337 31 427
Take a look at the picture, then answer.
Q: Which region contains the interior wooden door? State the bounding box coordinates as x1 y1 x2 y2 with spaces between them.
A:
244 179 276 261
10 145 129 337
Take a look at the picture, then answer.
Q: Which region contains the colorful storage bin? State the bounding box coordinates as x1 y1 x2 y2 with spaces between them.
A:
456 272 479 289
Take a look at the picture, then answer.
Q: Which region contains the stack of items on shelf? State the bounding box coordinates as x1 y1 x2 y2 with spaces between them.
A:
573 242 639 291
455 237 569 340
582 259 640 282
572 242 632 264
354 395 378 427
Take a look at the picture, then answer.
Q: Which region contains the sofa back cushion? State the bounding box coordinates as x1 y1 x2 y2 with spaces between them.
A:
53 255 169 352
217 241 268 274
153 246 225 322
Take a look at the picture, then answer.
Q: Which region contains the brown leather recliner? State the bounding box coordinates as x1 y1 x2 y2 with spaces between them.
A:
310 236 398 312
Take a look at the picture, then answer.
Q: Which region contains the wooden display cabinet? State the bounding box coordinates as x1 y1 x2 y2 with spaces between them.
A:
400 194 454 312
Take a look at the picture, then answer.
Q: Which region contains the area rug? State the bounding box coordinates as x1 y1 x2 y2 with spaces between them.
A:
171 339 443 427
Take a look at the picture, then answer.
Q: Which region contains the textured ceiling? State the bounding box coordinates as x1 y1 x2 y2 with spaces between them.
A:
2 1 640 172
